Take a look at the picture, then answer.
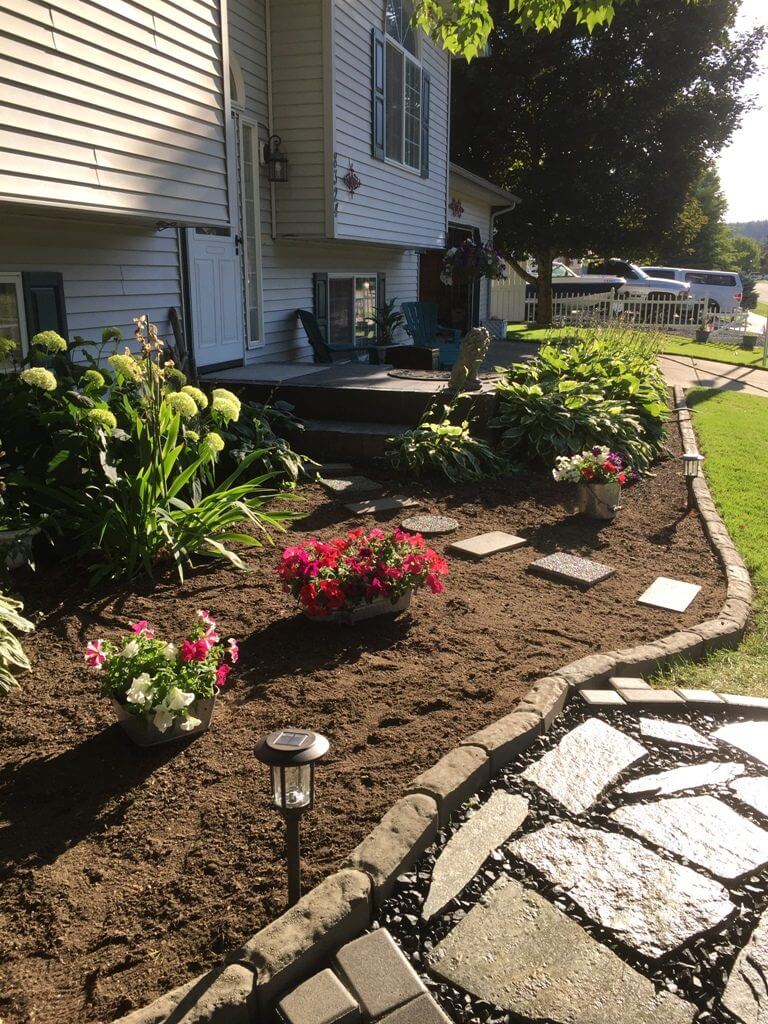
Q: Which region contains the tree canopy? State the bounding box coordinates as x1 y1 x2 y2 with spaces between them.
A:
450 0 764 321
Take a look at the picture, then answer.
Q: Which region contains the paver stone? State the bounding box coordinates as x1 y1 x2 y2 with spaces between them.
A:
722 907 768 1024
715 721 768 768
447 532 527 559
639 718 716 750
637 577 701 612
623 761 744 796
730 777 768 819
529 552 615 588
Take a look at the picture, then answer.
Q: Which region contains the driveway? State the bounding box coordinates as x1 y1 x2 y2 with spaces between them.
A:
659 353 768 398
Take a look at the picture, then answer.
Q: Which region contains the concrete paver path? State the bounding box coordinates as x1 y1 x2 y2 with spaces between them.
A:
659 353 768 397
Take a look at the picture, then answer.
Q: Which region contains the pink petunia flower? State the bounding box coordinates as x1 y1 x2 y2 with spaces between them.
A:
85 639 107 668
227 638 239 663
197 609 216 629
216 663 232 688
180 639 204 662
130 620 155 638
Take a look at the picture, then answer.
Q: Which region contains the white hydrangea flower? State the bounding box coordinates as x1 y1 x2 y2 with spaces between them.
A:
153 707 175 732
121 638 140 659
165 686 195 711
126 673 153 705
179 715 202 732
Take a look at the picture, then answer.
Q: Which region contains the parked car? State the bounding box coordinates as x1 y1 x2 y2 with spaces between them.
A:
583 259 692 301
640 266 743 313
525 261 626 299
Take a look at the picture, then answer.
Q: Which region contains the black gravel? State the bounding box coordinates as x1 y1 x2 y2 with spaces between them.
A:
376 700 768 1024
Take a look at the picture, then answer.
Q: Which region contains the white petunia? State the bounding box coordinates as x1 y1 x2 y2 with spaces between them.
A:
153 707 175 732
161 642 177 662
165 686 195 711
179 715 202 732
121 639 140 659
125 673 154 705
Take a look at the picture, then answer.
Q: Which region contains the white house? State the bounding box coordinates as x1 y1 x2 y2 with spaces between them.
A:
0 0 515 374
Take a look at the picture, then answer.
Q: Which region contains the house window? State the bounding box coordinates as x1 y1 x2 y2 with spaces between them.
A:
0 273 28 369
385 0 421 170
328 276 377 345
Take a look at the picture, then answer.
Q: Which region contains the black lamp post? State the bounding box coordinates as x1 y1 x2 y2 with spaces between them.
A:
255 729 329 907
682 451 705 509
264 135 289 183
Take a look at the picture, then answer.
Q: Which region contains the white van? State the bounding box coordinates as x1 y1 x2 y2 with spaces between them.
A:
641 266 743 313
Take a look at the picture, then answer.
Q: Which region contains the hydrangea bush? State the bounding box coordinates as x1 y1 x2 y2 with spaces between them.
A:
552 446 636 485
87 610 238 733
277 528 448 617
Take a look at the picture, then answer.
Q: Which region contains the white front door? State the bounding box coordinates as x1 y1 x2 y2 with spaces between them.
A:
187 225 245 369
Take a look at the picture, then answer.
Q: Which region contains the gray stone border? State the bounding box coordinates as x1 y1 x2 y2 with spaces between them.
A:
115 387 753 1024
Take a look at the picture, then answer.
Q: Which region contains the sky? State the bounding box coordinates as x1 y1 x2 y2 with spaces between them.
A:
716 0 768 222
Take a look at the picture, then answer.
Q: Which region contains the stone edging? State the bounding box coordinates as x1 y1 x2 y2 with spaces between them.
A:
117 386 753 1024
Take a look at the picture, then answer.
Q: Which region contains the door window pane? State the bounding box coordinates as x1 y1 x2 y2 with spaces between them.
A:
354 277 377 344
0 278 25 369
241 123 260 343
385 43 404 163
404 58 421 169
329 278 355 345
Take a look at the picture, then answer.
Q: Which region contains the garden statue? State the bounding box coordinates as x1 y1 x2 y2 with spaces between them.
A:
448 326 491 391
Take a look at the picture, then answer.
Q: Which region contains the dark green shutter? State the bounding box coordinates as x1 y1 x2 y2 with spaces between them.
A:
22 271 68 339
420 71 430 179
313 272 329 340
371 28 385 160
376 272 386 310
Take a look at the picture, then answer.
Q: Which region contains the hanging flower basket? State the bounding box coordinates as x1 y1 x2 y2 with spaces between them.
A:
277 527 447 625
85 611 239 746
440 240 507 287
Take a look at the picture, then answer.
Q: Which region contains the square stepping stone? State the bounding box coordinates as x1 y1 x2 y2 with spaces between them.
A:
378 994 452 1024
345 496 420 516
615 688 685 707
612 795 768 879
529 552 615 589
428 876 696 1024
522 717 647 814
511 821 734 957
580 689 626 706
675 688 724 704
610 676 650 690
447 531 527 560
637 577 701 612
718 693 768 712
317 462 354 478
321 476 383 497
277 969 361 1024
334 929 425 1021
639 718 715 750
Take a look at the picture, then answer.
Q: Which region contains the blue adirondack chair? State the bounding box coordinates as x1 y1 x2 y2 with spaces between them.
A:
400 303 462 369
297 309 376 364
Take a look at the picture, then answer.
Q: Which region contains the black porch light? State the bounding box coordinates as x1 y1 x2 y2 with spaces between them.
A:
255 728 329 906
264 135 289 183
682 451 705 509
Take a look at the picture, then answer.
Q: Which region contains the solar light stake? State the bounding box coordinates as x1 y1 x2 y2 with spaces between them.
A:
255 729 329 908
682 452 705 510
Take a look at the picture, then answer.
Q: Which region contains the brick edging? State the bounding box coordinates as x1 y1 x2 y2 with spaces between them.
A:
118 386 752 1023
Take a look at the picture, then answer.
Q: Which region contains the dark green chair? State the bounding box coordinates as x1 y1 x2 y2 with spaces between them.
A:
401 302 462 368
296 309 375 364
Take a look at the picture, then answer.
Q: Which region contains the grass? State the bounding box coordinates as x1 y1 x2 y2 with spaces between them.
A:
506 322 768 371
656 388 768 697
755 301 768 318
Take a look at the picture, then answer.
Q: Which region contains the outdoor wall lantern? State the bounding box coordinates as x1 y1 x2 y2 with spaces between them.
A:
682 452 705 509
254 728 329 907
263 135 289 183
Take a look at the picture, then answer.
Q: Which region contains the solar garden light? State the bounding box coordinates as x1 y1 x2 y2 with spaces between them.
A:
682 452 705 509
254 729 329 907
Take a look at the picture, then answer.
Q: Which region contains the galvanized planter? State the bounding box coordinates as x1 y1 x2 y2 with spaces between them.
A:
111 696 216 747
304 590 413 624
577 481 621 521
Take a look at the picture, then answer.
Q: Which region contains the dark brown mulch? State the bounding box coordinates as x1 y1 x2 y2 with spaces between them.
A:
0 434 725 1024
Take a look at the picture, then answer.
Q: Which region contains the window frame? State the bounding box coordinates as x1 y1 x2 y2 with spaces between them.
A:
237 117 265 349
327 273 378 346
383 9 423 174
0 272 29 365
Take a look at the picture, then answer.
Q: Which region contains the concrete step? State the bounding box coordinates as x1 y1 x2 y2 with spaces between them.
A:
301 419 411 461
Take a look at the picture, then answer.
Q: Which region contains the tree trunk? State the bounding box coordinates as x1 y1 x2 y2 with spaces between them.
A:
534 246 555 326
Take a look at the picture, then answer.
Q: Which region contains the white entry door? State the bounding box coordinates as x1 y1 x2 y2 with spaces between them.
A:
187 225 245 369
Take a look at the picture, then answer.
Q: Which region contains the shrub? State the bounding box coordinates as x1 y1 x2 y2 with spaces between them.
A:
0 593 33 696
494 329 668 472
386 396 507 483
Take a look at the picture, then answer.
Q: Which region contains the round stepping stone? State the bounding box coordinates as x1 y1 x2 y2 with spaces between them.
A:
400 514 459 536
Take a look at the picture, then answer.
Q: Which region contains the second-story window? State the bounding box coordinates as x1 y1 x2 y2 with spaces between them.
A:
385 0 421 170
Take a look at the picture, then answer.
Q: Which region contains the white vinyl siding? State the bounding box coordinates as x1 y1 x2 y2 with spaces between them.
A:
0 212 183 347
333 0 449 248
0 0 229 225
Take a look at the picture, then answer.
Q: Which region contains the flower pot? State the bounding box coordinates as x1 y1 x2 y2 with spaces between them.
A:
741 335 758 351
577 481 621 521
695 329 711 343
111 695 215 747
304 589 413 624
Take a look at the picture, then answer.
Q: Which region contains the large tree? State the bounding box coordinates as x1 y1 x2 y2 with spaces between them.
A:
451 0 764 322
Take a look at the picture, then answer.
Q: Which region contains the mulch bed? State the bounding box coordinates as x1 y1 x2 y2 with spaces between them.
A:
0 430 726 1024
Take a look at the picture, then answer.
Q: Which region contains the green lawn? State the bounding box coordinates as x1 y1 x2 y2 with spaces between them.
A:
506 322 767 371
656 388 768 697
755 301 768 318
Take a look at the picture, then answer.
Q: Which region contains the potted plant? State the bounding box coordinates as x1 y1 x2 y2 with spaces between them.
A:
440 240 507 287
86 611 238 746
277 527 448 623
552 446 635 521
741 334 758 351
370 298 406 348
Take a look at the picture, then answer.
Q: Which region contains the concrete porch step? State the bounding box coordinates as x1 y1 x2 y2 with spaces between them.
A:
301 419 411 461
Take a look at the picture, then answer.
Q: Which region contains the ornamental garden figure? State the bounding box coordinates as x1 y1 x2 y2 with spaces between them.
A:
449 326 492 392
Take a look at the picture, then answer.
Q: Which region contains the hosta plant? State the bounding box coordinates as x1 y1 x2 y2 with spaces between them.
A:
277 527 448 618
87 611 238 733
0 592 33 696
386 404 506 483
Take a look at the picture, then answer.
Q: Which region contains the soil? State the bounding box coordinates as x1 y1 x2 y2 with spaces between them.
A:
0 431 727 1024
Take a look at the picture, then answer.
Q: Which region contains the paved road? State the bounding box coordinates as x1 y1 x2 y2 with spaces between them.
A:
659 353 768 398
